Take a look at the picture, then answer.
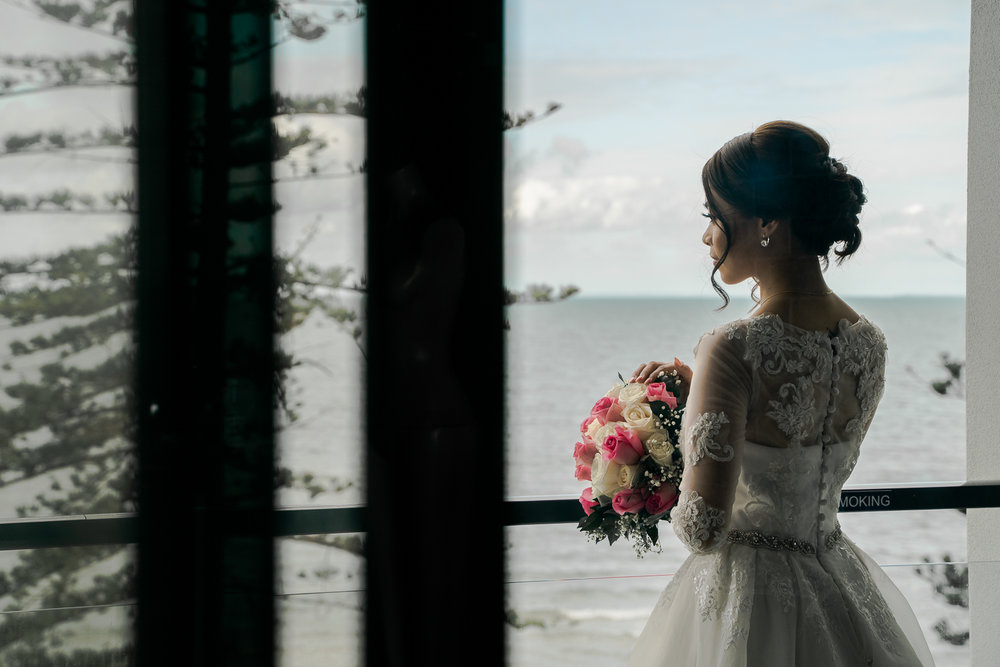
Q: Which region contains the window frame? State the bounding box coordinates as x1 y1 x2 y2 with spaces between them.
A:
6 2 1000 666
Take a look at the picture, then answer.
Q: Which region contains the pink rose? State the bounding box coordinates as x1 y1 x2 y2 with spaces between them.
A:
573 440 598 465
574 463 592 481
579 487 599 515
580 415 597 434
591 396 613 415
601 424 643 464
646 382 678 410
612 488 647 515
590 396 624 425
645 484 679 516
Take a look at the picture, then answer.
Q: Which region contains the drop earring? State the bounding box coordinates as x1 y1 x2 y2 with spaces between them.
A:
760 237 770 248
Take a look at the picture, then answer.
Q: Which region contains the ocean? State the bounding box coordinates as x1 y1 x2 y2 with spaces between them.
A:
276 295 969 665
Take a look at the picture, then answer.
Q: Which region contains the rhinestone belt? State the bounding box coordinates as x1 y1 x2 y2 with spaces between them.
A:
726 523 842 555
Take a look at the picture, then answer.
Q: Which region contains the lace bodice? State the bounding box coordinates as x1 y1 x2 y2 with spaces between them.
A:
670 313 887 555
635 314 933 665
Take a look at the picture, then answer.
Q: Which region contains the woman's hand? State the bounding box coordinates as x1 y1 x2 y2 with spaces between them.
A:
630 357 693 403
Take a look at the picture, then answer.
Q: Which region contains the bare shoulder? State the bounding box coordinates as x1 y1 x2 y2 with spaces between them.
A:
756 292 859 333
830 293 861 323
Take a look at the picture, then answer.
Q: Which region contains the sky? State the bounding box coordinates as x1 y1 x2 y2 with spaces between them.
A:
503 0 970 297
0 1 970 297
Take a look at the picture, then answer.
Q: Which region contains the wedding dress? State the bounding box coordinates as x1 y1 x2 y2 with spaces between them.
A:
630 314 934 667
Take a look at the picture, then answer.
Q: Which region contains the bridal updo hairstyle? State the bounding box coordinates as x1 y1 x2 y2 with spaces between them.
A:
703 120 866 306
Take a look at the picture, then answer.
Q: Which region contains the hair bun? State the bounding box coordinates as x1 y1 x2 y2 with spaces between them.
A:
702 121 868 307
824 158 865 261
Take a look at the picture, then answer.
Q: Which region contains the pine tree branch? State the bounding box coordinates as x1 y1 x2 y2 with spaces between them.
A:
0 0 133 44
0 79 135 98
1 443 130 488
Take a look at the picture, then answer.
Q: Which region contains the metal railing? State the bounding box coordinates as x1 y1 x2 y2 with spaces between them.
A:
2 482 997 551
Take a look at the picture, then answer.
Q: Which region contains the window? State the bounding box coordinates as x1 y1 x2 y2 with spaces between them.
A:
504 2 977 664
2 3 997 666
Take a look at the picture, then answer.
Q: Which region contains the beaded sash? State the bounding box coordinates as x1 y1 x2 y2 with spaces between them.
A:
726 523 843 556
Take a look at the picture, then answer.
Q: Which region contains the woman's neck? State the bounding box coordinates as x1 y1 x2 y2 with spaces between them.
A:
755 255 830 300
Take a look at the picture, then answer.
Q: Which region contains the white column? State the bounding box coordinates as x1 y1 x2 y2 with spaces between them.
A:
967 1 1000 664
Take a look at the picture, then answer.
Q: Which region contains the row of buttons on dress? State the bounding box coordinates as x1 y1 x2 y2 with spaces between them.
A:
816 336 843 531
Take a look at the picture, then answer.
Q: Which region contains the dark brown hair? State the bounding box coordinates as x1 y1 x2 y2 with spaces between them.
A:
702 120 866 307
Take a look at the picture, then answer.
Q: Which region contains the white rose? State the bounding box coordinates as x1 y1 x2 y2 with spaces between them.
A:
645 431 676 466
618 382 648 405
587 418 608 442
616 463 639 489
593 422 617 446
590 455 625 499
605 382 624 400
622 402 657 441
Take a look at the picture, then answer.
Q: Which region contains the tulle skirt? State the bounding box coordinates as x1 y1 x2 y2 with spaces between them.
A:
629 535 934 666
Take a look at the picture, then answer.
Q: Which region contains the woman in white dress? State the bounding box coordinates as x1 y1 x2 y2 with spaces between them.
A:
628 120 934 666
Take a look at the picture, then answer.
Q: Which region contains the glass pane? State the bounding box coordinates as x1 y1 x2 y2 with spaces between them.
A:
276 533 364 666
504 2 969 501
0 4 137 521
0 5 137 663
0 546 136 663
271 8 366 662
507 510 968 666
272 2 366 510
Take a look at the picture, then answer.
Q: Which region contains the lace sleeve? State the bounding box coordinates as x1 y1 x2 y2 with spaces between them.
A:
670 328 751 554
672 489 727 553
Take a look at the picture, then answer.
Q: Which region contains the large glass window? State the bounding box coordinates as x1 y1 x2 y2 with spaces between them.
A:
0 3 136 661
272 1 366 512
271 5 366 664
504 1 970 662
0 3 985 664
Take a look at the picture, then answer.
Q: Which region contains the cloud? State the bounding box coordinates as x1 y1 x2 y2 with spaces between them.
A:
506 172 693 233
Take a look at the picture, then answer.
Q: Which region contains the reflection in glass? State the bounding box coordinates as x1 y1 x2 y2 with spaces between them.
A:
0 4 137 664
0 7 137 520
271 4 366 511
507 511 968 666
276 534 364 666
0 546 136 663
270 7 366 664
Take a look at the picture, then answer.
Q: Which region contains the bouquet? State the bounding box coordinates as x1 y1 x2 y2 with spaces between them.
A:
573 372 685 556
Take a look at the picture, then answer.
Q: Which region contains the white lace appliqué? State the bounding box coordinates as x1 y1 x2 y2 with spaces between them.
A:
685 551 754 650
840 325 887 438
766 375 817 445
632 316 913 664
672 489 727 554
728 316 831 378
830 540 904 656
685 411 733 466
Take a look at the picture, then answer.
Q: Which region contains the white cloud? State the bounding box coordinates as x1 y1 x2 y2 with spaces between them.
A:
507 172 691 233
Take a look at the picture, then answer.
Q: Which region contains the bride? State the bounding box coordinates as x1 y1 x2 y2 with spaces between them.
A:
627 121 934 666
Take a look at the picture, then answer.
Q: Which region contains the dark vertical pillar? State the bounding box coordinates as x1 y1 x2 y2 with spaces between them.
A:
366 3 506 666
135 1 275 665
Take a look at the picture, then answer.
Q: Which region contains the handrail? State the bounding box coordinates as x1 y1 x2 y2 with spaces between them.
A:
1 483 997 551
